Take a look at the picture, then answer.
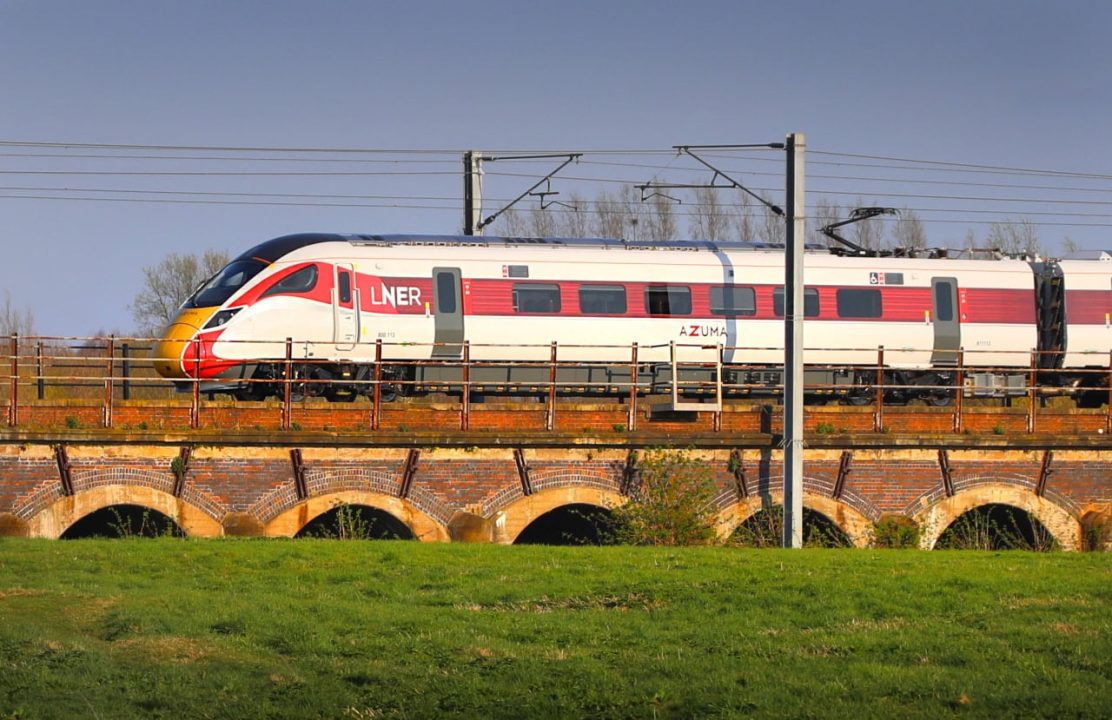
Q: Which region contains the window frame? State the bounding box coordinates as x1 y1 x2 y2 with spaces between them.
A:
772 287 820 318
512 283 562 314
644 285 693 316
709 285 757 317
835 288 883 318
578 284 628 315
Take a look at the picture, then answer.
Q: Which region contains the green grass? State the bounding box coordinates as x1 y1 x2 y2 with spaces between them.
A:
0 541 1109 719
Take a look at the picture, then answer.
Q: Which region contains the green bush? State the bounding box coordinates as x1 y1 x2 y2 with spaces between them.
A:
872 514 921 549
608 449 718 546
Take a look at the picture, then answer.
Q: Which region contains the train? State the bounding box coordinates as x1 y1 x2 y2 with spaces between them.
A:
153 233 1112 406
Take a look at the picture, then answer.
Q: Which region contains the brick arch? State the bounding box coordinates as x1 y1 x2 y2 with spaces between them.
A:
262 490 450 542
713 493 874 548
912 483 1082 551
490 486 626 545
25 483 225 539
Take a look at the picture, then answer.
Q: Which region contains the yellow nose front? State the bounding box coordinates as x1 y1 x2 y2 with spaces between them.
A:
152 307 217 378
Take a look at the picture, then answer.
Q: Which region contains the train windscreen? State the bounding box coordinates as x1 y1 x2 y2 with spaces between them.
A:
183 258 267 308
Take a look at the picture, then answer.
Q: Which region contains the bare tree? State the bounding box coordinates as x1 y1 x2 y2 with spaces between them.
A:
808 198 843 247
892 207 928 252
591 188 633 239
492 207 529 237
642 193 679 242
986 217 1042 257
730 198 757 242
849 199 885 251
553 192 590 238
131 250 230 336
0 290 35 337
754 192 785 245
690 186 729 241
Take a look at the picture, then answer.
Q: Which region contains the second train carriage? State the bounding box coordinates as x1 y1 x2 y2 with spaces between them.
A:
153 233 1112 404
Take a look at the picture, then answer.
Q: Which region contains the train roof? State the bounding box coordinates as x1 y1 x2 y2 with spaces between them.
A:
346 233 831 253
1060 250 1112 261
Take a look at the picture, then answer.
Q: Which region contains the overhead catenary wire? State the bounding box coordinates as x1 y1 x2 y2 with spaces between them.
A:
2 138 1111 239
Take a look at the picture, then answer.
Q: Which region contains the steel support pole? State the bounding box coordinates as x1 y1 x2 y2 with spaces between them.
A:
281 337 293 431
7 334 17 428
783 132 805 549
546 342 557 431
103 335 114 429
371 339 383 431
463 150 483 236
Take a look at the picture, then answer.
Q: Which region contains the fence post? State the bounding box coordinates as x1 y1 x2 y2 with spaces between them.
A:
103 335 114 428
371 339 382 431
36 340 44 401
460 341 470 431
190 338 201 430
628 343 638 433
546 341 557 431
874 345 885 433
713 344 723 433
953 348 965 434
121 342 131 401
281 337 293 431
1027 348 1038 434
7 334 17 427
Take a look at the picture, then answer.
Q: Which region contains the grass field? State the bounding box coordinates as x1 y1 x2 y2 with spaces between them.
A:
0 541 1108 719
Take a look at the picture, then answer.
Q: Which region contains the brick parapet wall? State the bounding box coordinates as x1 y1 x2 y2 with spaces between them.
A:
9 398 1112 438
0 439 1108 542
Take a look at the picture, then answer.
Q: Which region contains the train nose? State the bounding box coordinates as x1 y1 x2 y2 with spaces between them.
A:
152 308 216 378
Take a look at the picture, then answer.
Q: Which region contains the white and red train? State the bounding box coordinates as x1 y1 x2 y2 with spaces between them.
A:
153 233 1112 404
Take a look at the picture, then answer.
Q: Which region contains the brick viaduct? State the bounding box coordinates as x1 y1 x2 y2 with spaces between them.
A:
1 399 1110 549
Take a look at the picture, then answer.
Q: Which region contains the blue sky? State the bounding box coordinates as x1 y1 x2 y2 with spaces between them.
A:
2 0 1111 335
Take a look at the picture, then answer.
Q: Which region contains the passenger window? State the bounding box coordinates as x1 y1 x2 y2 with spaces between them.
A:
836 288 883 318
773 288 820 317
261 265 318 298
513 284 561 313
645 286 692 315
579 285 627 314
710 285 756 316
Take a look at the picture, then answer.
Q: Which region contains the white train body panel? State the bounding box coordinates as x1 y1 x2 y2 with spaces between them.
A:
153 234 1112 395
202 237 1038 370
1057 259 1112 368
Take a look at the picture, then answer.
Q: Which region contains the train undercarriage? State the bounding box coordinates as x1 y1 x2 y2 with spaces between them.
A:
182 360 1109 408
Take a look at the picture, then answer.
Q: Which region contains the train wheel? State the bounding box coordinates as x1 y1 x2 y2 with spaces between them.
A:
844 391 872 406
924 391 953 407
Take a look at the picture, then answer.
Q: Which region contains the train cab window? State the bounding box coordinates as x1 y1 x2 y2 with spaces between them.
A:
579 285 627 314
645 286 692 315
710 285 756 316
261 265 318 298
772 288 820 317
185 258 267 308
513 284 561 313
836 288 883 318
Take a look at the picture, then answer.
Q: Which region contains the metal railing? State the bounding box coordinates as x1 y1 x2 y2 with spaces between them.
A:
4 333 1112 434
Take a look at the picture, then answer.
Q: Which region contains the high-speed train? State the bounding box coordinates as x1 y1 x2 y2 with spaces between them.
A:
153 233 1112 404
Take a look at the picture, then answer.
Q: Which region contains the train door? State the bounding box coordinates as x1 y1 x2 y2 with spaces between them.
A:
931 277 959 365
432 267 464 356
334 264 358 351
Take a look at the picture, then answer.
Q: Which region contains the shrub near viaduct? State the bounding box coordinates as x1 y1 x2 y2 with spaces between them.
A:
0 400 1110 549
